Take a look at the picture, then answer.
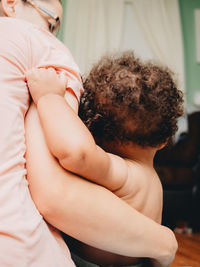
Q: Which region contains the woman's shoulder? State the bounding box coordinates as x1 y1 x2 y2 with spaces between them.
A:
0 17 32 32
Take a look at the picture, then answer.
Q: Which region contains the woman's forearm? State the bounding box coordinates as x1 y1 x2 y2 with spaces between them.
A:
34 168 177 265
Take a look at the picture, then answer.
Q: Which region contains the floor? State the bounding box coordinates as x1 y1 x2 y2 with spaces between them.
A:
171 233 200 267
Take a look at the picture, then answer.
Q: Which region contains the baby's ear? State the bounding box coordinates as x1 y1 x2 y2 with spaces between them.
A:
157 140 168 150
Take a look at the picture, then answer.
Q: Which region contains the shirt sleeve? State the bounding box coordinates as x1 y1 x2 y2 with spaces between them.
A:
27 25 84 102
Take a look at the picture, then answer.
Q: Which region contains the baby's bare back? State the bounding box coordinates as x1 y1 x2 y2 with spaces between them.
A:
67 159 163 266
115 160 163 223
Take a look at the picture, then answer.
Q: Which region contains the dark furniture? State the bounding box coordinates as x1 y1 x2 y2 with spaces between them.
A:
154 112 200 232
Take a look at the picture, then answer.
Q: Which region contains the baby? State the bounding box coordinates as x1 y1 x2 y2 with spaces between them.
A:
26 51 183 267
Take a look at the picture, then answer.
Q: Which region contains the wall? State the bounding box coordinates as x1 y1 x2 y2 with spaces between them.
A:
57 0 67 42
179 0 200 105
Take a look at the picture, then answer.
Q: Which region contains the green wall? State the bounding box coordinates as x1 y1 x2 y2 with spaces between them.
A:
179 0 200 104
58 0 67 42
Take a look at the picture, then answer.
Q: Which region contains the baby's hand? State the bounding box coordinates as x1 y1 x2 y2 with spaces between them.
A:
26 68 67 104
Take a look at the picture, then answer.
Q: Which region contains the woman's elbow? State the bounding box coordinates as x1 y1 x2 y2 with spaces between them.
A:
31 189 56 218
28 179 62 219
36 181 78 222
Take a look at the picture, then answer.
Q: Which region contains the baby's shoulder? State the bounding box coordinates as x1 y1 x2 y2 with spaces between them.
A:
125 159 150 185
125 159 163 198
124 159 163 222
113 159 145 198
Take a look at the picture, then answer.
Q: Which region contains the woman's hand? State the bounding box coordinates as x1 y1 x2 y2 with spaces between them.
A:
26 68 67 105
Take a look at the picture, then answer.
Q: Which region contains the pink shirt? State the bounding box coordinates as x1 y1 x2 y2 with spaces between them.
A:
0 17 83 266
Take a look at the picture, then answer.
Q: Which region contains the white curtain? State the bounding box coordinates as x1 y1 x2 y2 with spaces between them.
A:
64 0 124 74
120 1 154 61
63 0 185 90
130 0 185 93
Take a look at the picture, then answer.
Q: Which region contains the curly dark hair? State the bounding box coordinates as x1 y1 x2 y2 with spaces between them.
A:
79 51 184 148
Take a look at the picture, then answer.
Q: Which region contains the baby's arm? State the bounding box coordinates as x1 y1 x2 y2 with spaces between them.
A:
26 68 127 191
38 94 126 191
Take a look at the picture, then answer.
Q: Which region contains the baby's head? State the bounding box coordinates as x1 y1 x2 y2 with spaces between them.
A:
79 51 184 149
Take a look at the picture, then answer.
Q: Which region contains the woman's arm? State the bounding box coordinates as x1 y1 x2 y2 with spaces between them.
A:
25 104 177 267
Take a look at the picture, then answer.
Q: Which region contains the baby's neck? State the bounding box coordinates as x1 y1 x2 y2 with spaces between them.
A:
102 141 157 166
